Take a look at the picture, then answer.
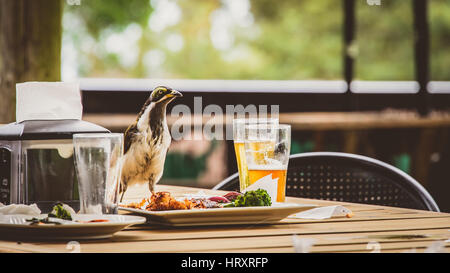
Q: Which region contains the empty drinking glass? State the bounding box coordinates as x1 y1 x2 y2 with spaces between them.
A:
73 133 123 214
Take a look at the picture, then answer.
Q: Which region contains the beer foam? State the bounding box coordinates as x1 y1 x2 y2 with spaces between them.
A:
247 163 286 171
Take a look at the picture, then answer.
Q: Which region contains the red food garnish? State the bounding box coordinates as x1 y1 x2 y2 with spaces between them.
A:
88 219 109 223
76 219 110 224
223 192 242 202
208 196 229 203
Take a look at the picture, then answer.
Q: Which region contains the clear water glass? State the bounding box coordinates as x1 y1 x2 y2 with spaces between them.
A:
73 133 123 214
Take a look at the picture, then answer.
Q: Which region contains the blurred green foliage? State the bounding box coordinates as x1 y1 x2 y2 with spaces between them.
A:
430 0 450 81
355 0 415 80
67 0 153 37
62 0 449 81
163 140 218 179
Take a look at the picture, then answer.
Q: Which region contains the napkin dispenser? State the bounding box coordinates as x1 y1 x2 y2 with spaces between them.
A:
0 120 110 212
0 81 110 212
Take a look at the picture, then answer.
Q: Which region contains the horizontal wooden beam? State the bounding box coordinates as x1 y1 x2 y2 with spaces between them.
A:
83 111 450 132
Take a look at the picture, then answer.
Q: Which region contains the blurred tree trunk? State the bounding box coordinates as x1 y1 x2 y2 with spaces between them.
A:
0 0 62 123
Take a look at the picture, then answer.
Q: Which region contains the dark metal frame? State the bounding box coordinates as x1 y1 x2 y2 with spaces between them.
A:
412 0 430 116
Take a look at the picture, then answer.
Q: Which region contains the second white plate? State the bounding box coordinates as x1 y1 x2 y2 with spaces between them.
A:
0 214 146 240
119 203 317 226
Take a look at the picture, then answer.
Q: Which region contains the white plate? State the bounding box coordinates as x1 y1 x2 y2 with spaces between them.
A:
0 214 146 240
119 203 317 227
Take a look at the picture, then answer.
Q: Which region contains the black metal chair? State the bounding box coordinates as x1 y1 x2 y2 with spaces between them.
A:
213 152 440 212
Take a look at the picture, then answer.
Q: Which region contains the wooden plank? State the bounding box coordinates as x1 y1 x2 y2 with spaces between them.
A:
364 246 450 254
203 247 294 253
0 219 449 253
0 241 63 253
12 217 449 249
310 241 450 253
124 217 450 237
186 237 450 253
205 245 450 253
83 111 450 132
4 228 448 253
116 226 450 243
122 217 450 240
281 210 450 225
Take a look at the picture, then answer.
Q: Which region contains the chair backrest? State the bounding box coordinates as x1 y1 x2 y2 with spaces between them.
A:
213 152 440 212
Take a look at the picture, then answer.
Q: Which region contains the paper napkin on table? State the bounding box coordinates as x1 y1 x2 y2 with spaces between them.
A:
0 203 41 216
16 81 82 123
290 205 353 220
242 173 278 203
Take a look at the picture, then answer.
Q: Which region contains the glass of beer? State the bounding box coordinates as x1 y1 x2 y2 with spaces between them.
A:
233 118 278 192
244 124 291 202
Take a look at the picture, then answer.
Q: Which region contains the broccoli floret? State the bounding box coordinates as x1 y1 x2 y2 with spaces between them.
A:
48 203 72 221
224 189 272 207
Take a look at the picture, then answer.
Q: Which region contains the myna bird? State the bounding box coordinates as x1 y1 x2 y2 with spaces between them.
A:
119 86 182 202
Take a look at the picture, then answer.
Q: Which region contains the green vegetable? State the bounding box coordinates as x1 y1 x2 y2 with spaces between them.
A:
224 189 272 207
48 203 72 221
26 217 62 225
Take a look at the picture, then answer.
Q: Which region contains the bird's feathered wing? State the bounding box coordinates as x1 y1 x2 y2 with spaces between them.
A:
124 122 138 155
120 90 177 199
124 96 152 154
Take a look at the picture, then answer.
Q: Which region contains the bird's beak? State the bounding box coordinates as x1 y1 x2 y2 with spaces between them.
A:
167 90 182 98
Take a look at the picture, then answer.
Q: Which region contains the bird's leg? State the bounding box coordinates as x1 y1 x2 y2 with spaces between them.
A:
119 190 126 203
119 179 127 203
148 175 155 196
148 181 154 195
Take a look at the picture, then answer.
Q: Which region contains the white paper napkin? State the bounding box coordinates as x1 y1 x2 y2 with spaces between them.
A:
242 173 278 202
290 205 353 220
16 81 82 122
0 203 41 216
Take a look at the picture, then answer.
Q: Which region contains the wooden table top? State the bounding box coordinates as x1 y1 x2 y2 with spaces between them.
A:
0 185 449 253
